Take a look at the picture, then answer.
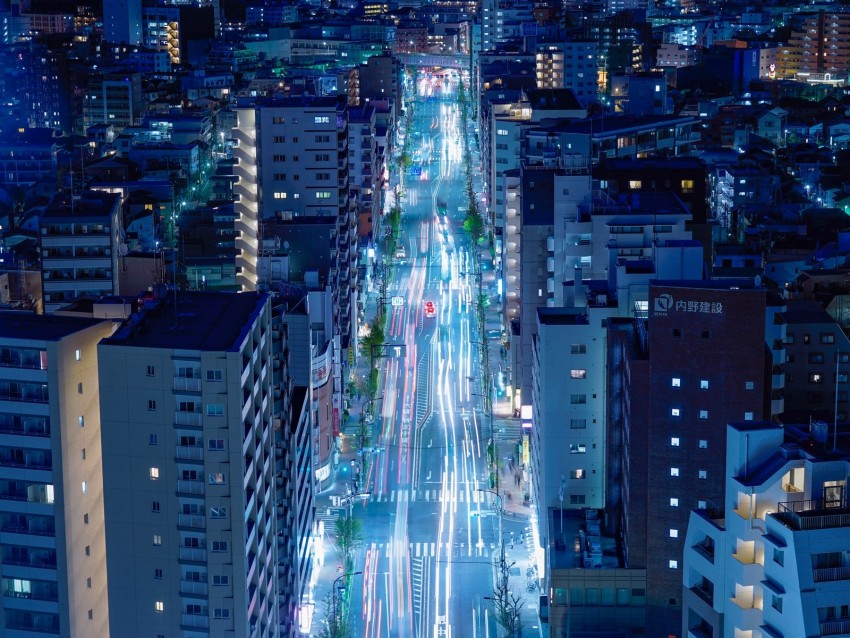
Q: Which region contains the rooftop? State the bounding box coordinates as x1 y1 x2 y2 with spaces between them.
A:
42 191 121 220
784 298 836 325
548 508 621 570
0 311 108 342
102 290 267 352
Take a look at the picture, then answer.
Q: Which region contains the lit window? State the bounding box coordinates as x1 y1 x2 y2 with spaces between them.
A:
700 380 709 390
209 472 226 485
79 416 85 427
745 381 754 390
75 349 82 361
744 412 754 421
669 529 678 538
570 469 585 479
150 467 160 480
810 373 823 384
314 116 330 124
670 467 679 477
570 369 587 379
569 444 587 454
629 180 642 189
699 440 708 449
153 534 161 546
671 408 680 417
670 498 679 507
155 601 164 613
315 191 332 199
699 410 708 420
668 560 678 569
671 377 680 387
698 470 707 479
81 481 87 494
497 129 508 136
698 500 706 509
273 192 287 199
670 437 680 447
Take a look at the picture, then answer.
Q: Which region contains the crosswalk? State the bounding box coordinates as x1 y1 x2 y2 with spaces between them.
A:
378 541 493 558
370 489 489 504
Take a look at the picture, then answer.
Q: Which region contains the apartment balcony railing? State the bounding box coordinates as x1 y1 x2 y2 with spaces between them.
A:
690 584 714 606
181 614 210 629
180 580 209 596
178 547 207 562
776 499 850 531
822 619 850 636
176 445 203 461
177 514 206 529
177 479 204 495
173 376 202 392
813 565 850 583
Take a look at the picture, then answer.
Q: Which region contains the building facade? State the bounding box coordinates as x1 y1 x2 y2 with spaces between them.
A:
97 290 279 637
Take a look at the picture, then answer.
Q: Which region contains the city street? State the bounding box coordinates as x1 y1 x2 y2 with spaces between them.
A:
349 72 507 638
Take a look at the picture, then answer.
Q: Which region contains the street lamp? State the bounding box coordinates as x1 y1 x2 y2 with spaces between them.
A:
332 571 362 637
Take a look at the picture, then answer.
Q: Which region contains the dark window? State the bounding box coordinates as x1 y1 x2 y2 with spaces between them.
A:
672 329 681 338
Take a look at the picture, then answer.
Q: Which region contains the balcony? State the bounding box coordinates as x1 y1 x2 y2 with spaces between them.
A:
177 479 204 495
822 619 850 636
178 547 207 562
180 580 209 596
690 584 714 606
182 614 210 630
776 499 850 531
177 514 206 529
175 411 202 427
173 377 202 392
176 445 203 461
813 565 850 583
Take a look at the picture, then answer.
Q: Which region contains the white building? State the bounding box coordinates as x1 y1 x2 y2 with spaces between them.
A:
683 421 850 638
0 313 116 637
97 290 279 638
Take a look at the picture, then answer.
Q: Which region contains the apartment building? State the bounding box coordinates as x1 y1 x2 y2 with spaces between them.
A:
615 282 785 637
97 290 278 637
0 313 115 637
683 421 850 637
40 191 122 314
271 301 314 638
535 42 598 107
779 11 850 79
83 72 144 132
348 105 380 237
782 298 850 421
103 0 142 45
235 95 358 359
480 0 533 51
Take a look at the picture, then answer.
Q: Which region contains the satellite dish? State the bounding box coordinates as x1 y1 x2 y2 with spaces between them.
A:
118 243 129 257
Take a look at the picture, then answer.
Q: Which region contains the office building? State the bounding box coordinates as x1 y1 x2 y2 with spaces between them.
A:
40 191 122 314
0 313 116 637
683 421 850 637
83 73 144 132
97 290 279 637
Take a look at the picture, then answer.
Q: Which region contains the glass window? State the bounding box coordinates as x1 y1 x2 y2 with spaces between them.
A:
150 467 159 479
570 369 587 379
155 601 164 612
700 380 709 389
670 497 679 507
153 534 161 545
671 437 680 447
671 408 680 417
669 529 678 538
699 410 708 419
671 377 680 387
668 560 678 569
671 467 679 477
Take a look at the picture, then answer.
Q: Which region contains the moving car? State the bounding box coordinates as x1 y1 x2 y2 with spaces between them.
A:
424 301 436 318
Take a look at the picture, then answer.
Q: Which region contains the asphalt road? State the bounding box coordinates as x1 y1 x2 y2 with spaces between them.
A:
347 72 503 638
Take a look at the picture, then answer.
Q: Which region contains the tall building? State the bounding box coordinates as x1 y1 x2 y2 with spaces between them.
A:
683 421 850 637
779 11 850 79
25 35 74 133
83 72 144 132
0 313 115 637
97 290 279 637
235 95 358 359
103 0 142 45
40 191 122 314
615 282 786 637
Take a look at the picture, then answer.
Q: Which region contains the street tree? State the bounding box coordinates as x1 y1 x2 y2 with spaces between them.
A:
334 516 363 572
490 578 524 638
315 593 351 638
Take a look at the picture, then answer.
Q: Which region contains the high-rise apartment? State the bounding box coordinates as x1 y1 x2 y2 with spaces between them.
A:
683 421 850 637
535 42 598 107
779 11 850 78
0 313 115 637
97 290 279 637
234 95 358 358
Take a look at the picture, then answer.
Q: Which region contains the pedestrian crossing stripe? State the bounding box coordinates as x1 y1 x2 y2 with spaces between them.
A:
372 542 488 558
372 489 485 504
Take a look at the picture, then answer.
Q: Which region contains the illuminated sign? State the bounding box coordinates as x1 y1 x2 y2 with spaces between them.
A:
653 293 723 316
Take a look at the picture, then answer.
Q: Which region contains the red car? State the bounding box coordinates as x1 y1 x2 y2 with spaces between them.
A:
424 301 436 318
